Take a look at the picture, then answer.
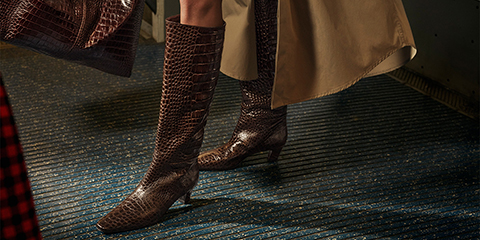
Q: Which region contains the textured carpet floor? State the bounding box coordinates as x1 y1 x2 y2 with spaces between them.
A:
1 41 479 239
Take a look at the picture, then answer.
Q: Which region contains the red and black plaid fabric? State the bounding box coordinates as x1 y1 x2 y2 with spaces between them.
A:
1 73 42 240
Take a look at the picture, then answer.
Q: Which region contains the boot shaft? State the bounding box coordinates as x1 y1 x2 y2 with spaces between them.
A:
147 15 225 176
155 15 225 152
240 0 282 111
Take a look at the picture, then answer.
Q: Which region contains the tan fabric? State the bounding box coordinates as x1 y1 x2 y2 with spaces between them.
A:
221 0 258 80
221 0 417 108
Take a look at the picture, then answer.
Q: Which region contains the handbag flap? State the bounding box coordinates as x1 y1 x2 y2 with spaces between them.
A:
85 0 138 48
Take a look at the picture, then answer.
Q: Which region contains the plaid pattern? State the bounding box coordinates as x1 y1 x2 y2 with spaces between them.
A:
1 74 42 240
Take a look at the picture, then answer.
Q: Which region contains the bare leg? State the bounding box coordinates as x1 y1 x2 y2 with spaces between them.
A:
180 0 223 27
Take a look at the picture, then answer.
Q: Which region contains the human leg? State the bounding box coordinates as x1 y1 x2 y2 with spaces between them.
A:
180 0 223 27
97 1 224 233
197 0 287 171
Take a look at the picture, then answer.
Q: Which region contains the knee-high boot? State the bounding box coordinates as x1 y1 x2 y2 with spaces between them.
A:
96 15 224 233
197 0 286 171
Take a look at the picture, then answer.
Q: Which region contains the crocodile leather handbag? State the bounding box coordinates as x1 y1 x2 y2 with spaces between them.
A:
0 0 145 77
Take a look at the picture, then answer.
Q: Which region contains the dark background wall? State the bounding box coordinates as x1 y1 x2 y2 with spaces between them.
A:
402 0 479 102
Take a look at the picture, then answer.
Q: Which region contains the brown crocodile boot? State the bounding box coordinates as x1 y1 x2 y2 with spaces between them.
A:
96 15 224 233
198 0 286 171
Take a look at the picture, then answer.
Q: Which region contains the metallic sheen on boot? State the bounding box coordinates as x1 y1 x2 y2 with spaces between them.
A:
198 0 286 171
96 15 224 233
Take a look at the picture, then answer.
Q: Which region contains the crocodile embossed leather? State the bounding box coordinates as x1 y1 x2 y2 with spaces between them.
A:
198 0 287 171
96 15 225 234
0 0 144 77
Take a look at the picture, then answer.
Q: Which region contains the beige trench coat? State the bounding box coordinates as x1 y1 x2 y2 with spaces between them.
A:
221 0 417 109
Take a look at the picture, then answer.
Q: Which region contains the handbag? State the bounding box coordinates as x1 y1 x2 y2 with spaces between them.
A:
0 0 145 77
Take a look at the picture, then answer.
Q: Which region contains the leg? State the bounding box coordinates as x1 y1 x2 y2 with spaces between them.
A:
180 0 223 27
197 0 287 171
97 1 224 233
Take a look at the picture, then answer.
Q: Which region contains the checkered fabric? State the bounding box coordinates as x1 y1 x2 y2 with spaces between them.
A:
1 73 42 240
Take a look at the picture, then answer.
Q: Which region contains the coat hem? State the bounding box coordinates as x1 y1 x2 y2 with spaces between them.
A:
220 69 258 81
271 44 417 109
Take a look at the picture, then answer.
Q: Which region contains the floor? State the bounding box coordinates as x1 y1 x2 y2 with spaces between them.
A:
1 40 479 239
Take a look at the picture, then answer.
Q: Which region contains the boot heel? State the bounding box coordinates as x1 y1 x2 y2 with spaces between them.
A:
267 146 283 162
179 191 192 204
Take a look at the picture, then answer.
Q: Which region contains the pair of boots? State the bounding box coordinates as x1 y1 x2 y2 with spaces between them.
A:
97 2 285 233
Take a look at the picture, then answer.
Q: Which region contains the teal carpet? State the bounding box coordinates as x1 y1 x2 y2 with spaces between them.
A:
1 41 479 239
